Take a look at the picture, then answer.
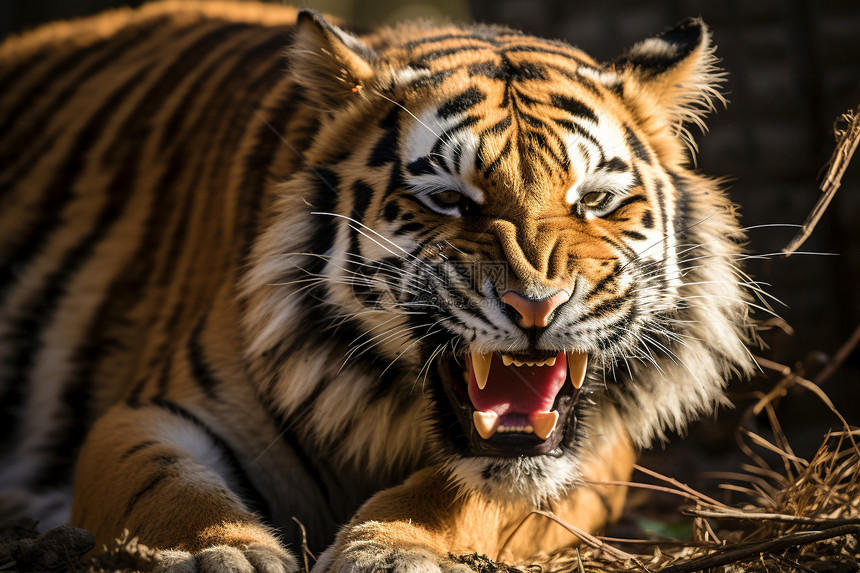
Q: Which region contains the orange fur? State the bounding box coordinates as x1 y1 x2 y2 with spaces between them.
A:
327 423 633 568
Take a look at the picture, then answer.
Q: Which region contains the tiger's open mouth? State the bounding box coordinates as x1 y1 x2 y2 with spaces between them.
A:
440 349 585 457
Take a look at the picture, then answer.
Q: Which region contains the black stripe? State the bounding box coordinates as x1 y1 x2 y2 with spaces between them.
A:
382 201 400 222
0 50 49 94
592 262 621 294
126 378 147 408
155 351 174 396
625 127 652 164
641 210 655 229
350 180 375 223
554 118 603 156
655 180 669 263
485 116 512 135
669 173 690 238
551 94 598 124
467 60 500 78
580 224 636 263
346 180 375 277
413 45 489 66
433 115 480 159
239 84 308 266
367 106 399 167
595 308 635 350
146 398 272 519
518 108 545 128
124 472 169 518
188 313 218 400
481 137 512 179
404 32 496 50
582 295 627 321
394 222 424 236
504 44 592 66
599 157 629 173
406 156 437 176
305 169 341 273
121 440 159 461
612 194 648 211
621 230 648 241
543 128 572 172
384 159 407 200
437 87 486 119
527 131 568 172
451 141 464 173
468 59 548 82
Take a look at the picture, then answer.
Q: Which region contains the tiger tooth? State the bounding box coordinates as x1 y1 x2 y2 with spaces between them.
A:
545 356 557 367
530 411 559 440
470 350 491 390
567 351 588 389
502 354 514 367
513 359 525 367
473 411 500 439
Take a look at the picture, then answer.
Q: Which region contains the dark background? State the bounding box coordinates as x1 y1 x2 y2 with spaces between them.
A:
4 0 859 465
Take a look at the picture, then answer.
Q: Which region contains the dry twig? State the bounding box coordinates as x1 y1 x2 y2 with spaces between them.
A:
783 103 860 255
658 525 860 573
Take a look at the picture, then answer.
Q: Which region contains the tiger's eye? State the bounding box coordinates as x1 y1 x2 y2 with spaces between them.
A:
433 190 462 206
580 191 609 208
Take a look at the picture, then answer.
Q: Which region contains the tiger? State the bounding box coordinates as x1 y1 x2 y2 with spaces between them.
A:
0 1 756 571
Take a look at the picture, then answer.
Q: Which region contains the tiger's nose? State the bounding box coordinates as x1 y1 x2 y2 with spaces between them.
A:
500 289 572 328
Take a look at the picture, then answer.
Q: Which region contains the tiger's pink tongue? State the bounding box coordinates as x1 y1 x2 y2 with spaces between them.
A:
467 351 567 417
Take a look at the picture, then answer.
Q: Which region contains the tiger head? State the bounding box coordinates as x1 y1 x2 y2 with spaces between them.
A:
243 13 756 501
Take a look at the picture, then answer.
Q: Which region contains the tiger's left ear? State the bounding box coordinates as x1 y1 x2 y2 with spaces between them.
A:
289 10 377 110
614 18 724 154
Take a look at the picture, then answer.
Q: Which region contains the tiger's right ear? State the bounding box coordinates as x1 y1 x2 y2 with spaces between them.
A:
613 18 724 160
289 10 376 110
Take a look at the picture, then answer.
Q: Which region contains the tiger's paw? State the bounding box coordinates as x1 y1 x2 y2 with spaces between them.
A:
154 543 298 573
316 542 473 573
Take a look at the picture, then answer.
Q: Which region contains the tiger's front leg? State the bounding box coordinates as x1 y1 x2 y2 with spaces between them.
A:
72 401 297 573
317 430 635 573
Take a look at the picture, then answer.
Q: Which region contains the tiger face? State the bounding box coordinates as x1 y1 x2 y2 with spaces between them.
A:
248 13 755 503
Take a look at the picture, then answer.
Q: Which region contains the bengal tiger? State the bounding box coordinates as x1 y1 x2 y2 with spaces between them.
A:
0 2 755 571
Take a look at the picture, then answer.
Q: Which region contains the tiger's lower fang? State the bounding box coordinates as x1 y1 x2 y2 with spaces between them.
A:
473 411 500 439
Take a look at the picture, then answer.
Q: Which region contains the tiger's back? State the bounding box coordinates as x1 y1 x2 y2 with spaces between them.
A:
0 0 312 527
